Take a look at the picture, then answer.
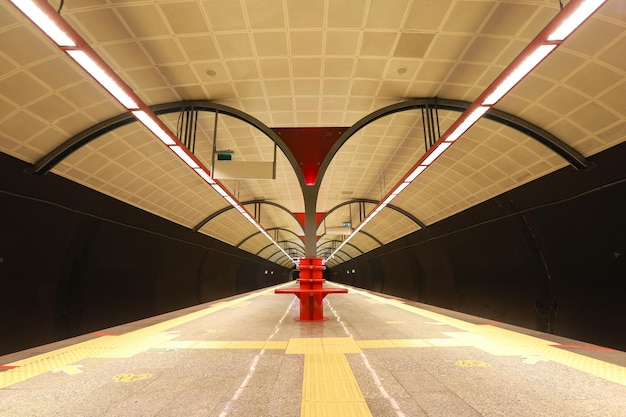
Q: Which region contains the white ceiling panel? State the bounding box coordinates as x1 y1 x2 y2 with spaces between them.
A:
1 0 624 266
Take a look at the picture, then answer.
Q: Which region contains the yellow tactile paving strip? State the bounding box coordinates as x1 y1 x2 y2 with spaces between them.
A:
0 285 286 389
286 338 371 417
286 337 362 355
3 280 625 417
342 285 626 386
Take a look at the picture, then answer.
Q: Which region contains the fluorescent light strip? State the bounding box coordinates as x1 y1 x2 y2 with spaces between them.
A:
171 146 199 169
548 0 606 41
10 0 76 47
381 194 396 206
211 183 229 197
482 45 556 105
326 0 605 264
10 1 293 266
66 50 138 109
131 111 177 145
193 168 215 184
405 165 428 182
445 106 490 142
207 181 290 263
393 181 410 195
422 142 451 165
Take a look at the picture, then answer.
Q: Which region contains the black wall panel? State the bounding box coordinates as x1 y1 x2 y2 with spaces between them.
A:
0 153 289 355
331 142 626 350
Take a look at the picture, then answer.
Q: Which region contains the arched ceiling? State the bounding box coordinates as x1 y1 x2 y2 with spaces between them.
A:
0 0 624 267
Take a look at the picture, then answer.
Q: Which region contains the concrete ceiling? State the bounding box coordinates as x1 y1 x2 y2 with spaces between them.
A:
0 0 624 267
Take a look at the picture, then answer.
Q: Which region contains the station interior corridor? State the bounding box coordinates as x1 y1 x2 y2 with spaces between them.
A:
1 282 625 417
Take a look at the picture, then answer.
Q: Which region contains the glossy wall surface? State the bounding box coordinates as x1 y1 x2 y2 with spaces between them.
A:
0 153 289 355
331 142 626 351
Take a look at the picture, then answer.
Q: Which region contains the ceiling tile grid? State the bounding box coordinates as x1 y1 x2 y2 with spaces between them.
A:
358 208 422 246
2 0 624 265
391 119 568 227
0 6 127 164
197 207 264 249
53 124 227 229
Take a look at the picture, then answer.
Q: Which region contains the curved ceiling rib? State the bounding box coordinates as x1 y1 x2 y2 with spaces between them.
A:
26 100 304 184
195 199 303 232
318 198 427 230
316 98 592 186
317 240 364 255
268 248 301 264
257 242 305 258
239 227 303 249
360 231 384 247
326 251 348 264
23 97 590 264
27 99 589 179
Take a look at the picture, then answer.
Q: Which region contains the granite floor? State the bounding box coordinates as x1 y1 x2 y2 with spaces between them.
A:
1 282 625 417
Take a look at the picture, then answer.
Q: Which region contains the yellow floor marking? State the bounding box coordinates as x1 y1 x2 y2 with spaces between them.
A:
229 301 251 308
389 339 432 348
357 340 396 349
426 338 471 347
227 341 268 349
286 338 324 354
340 285 626 386
455 360 491 368
264 341 289 349
113 372 152 382
53 365 83 375
287 339 371 417
0 285 286 389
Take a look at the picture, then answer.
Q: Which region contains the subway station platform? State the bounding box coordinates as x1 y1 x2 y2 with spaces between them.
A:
1 282 625 417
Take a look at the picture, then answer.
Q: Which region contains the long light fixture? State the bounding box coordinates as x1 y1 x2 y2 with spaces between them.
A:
327 0 607 264
10 0 294 265
9 0 75 46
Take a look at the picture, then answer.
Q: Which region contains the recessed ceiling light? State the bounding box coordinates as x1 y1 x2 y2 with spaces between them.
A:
396 66 408 75
206 68 217 77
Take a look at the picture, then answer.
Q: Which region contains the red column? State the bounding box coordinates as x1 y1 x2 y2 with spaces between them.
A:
275 257 347 321
296 258 326 321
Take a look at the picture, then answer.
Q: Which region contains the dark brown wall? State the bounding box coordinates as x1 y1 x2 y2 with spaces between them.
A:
331 142 626 350
0 153 289 355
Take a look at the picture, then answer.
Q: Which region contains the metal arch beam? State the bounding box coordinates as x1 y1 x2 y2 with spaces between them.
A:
258 240 304 256
267 249 293 264
316 239 364 255
194 199 303 232
256 239 305 256
483 104 593 171
266 250 282 262
27 100 307 185
318 198 427 230
316 98 592 184
256 242 276 256
26 112 143 175
237 227 304 248
360 230 383 247
256 240 305 257
326 251 349 265
277 259 292 268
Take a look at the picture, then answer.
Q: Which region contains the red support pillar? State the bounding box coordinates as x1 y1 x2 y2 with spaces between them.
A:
275 258 347 321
